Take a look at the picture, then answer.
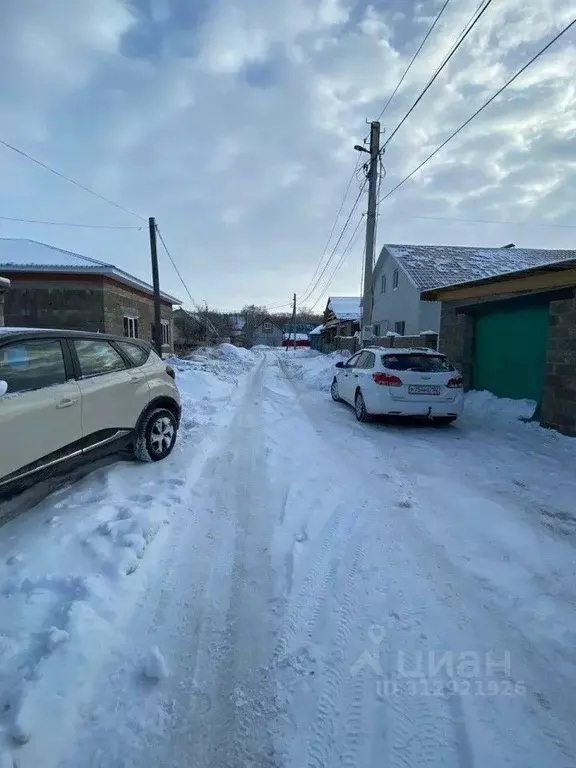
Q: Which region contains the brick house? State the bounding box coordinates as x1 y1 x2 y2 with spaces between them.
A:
0 239 180 353
422 257 576 436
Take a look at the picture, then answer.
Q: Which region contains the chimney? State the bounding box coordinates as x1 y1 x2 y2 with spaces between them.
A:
0 277 10 326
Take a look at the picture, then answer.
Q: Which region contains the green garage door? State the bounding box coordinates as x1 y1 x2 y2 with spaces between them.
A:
473 304 549 401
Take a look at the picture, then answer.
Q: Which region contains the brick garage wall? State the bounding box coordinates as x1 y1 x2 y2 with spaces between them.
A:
372 332 439 351
437 303 475 388
102 280 174 352
541 295 576 436
3 276 104 332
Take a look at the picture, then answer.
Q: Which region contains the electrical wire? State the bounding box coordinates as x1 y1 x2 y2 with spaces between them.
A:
0 214 142 229
298 155 362 302
376 0 453 121
0 138 146 222
299 177 368 306
309 218 365 311
384 0 493 149
378 16 576 206
378 213 576 229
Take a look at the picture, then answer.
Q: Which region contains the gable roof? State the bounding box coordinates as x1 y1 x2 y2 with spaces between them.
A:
326 296 361 320
309 323 325 335
0 238 181 304
255 315 282 330
378 243 576 292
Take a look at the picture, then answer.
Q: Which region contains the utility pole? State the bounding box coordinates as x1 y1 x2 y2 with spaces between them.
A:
291 293 297 351
361 120 380 345
149 216 163 356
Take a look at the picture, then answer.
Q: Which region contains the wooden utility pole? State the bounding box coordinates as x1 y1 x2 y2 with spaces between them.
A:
149 217 163 356
291 293 297 351
361 121 380 344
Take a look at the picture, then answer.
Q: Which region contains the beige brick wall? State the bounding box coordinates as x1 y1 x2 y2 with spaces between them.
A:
102 281 174 352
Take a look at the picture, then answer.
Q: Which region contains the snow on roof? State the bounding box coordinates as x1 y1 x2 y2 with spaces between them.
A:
381 243 576 292
0 276 10 288
309 324 325 335
327 296 361 320
0 239 181 304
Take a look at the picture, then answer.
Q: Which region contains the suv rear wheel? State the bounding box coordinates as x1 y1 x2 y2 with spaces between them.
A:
134 407 178 462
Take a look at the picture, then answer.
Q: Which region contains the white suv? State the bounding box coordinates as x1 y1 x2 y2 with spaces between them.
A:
331 347 464 423
0 328 181 494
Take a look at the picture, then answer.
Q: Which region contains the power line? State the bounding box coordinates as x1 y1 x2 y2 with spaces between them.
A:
309 218 365 311
379 213 576 229
300 178 368 305
384 0 493 149
155 225 198 308
0 214 142 230
0 138 146 222
379 16 576 206
376 0 453 121
298 156 362 301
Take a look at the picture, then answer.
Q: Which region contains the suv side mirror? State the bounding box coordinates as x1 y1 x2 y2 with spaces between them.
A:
0 380 8 397
335 361 344 369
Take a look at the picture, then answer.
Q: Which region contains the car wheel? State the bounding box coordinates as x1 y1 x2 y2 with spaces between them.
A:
134 408 178 462
433 416 457 426
355 390 370 422
331 378 342 402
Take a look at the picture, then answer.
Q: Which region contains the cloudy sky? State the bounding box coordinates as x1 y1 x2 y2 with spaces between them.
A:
0 0 574 311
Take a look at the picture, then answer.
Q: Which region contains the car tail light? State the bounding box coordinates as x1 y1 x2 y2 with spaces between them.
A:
447 376 463 388
373 372 402 387
166 365 176 380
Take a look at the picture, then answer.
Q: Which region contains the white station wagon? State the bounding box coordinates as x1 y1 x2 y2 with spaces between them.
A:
331 347 464 423
0 328 181 495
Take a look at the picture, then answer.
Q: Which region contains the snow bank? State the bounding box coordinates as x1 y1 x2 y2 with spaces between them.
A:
464 390 537 424
284 349 350 392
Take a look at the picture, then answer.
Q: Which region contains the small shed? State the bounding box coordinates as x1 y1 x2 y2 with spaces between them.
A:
309 323 324 350
283 332 310 348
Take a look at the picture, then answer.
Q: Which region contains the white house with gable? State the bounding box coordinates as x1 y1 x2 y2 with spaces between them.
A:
371 243 576 337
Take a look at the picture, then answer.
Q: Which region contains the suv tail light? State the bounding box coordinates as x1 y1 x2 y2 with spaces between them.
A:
373 372 402 387
166 365 176 380
447 376 463 388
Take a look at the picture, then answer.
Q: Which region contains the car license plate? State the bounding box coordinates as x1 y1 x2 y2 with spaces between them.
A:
408 385 440 395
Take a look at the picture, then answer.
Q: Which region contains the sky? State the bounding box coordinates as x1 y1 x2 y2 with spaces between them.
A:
0 0 575 312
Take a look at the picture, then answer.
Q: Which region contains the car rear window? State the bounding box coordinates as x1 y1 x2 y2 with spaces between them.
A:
382 354 454 372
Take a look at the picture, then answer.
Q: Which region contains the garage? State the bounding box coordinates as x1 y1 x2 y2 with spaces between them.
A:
473 303 549 402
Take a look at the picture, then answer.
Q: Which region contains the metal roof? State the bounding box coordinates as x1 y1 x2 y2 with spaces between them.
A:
378 244 576 292
0 239 181 304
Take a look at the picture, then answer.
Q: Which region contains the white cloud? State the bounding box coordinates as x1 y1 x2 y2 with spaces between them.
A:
0 0 575 311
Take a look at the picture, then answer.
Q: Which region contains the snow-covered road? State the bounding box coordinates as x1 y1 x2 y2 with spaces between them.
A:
1 347 576 767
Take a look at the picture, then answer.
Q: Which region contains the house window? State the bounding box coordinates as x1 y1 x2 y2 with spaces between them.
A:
373 323 381 337
394 321 405 336
123 316 139 339
161 320 171 346
393 269 399 290
381 275 387 294
263 321 272 332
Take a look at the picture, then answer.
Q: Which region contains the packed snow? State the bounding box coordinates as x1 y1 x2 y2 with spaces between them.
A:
1 345 576 767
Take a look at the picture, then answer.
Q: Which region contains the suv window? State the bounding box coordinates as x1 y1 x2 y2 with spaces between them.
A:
116 341 150 367
74 340 126 377
0 339 67 394
382 354 454 372
346 352 362 367
361 352 376 369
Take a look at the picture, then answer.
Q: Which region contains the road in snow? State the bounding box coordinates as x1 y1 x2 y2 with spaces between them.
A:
1 346 576 767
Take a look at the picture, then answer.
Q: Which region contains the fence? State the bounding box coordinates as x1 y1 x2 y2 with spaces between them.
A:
329 332 438 355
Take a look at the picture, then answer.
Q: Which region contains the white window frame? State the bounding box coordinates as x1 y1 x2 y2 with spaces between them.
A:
124 315 139 339
394 321 405 336
381 275 387 294
393 269 399 290
161 320 171 346
373 323 381 337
